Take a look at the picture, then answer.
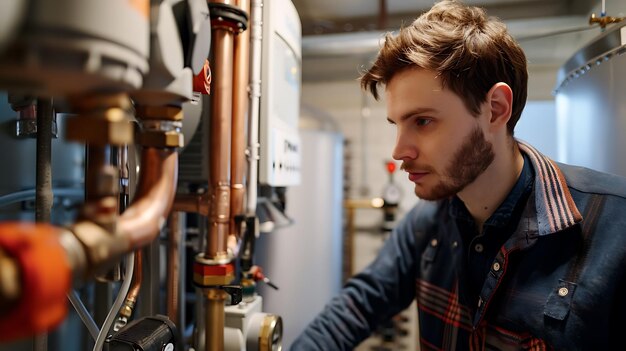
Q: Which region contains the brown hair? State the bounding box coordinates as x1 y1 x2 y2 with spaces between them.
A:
360 0 528 134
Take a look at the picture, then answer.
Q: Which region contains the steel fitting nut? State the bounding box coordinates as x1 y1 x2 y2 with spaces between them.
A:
65 110 133 145
137 130 184 148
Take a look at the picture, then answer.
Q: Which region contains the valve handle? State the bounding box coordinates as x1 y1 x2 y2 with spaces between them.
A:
222 285 243 305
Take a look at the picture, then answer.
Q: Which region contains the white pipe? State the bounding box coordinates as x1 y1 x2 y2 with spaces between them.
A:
93 253 135 351
0 188 83 207
68 291 99 340
246 0 263 215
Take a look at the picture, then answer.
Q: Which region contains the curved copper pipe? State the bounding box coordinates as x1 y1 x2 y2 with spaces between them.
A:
208 3 235 259
118 147 178 248
230 0 251 239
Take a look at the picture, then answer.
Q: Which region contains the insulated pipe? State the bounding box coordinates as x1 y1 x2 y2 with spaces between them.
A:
207 0 235 259
35 97 53 351
230 0 250 238
246 0 263 215
118 147 178 249
35 97 53 223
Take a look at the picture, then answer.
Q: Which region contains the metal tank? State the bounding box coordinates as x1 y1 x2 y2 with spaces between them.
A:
254 104 344 349
554 23 626 176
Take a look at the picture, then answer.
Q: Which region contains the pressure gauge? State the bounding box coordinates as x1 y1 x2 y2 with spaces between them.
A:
382 183 402 206
260 314 282 351
247 313 283 351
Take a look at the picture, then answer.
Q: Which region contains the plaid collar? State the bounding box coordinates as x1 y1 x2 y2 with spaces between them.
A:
517 140 582 235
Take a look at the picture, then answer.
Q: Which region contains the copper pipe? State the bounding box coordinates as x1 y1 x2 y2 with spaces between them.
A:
118 249 143 320
208 0 235 259
118 147 178 248
167 212 181 326
205 289 228 351
85 145 110 201
172 193 209 216
127 250 142 305
230 0 250 239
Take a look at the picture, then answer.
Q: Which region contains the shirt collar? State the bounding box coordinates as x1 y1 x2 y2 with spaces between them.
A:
517 140 582 235
447 140 582 235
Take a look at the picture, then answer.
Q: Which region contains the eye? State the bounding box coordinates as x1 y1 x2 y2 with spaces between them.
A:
416 118 432 127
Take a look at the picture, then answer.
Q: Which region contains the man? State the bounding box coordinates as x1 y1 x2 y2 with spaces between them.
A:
292 1 626 350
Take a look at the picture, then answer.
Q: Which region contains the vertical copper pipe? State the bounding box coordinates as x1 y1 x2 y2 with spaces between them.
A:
230 0 250 239
207 0 235 259
205 289 228 351
167 211 181 326
85 146 110 201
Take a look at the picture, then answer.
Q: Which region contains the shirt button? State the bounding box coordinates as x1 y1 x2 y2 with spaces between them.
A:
558 287 569 297
492 262 501 272
452 241 458 248
430 238 438 247
474 243 484 253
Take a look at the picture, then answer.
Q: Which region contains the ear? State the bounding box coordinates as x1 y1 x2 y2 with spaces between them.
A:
485 82 513 131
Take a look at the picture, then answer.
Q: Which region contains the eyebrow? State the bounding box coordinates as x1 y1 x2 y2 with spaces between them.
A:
387 107 439 124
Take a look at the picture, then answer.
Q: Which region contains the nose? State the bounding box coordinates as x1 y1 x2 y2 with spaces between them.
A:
391 129 417 161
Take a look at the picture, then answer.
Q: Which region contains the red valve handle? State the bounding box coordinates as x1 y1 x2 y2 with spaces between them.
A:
0 223 71 342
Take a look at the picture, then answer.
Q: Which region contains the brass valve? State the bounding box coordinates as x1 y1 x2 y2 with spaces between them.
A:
589 13 625 29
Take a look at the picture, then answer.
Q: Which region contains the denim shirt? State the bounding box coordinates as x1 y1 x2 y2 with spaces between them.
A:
451 153 534 310
292 141 626 350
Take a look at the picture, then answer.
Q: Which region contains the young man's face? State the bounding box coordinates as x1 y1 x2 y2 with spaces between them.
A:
385 68 495 201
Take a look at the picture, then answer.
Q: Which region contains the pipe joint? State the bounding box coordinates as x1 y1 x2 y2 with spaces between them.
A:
65 108 133 145
137 130 184 148
209 3 249 33
136 120 184 148
193 253 235 287
70 221 132 277
589 13 624 28
211 184 231 221
135 105 183 121
66 94 134 145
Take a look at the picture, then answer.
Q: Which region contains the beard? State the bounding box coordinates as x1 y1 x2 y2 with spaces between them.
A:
407 125 495 201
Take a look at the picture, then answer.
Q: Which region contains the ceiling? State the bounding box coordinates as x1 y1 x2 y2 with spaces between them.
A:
292 0 604 82
293 0 593 36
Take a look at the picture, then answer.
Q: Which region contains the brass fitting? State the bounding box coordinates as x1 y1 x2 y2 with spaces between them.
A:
70 93 133 112
70 221 131 277
65 109 133 145
589 13 624 28
79 196 119 232
119 300 136 319
137 130 184 148
135 106 183 121
193 254 235 287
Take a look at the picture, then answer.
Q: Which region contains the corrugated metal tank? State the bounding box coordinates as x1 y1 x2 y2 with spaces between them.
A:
555 24 626 176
